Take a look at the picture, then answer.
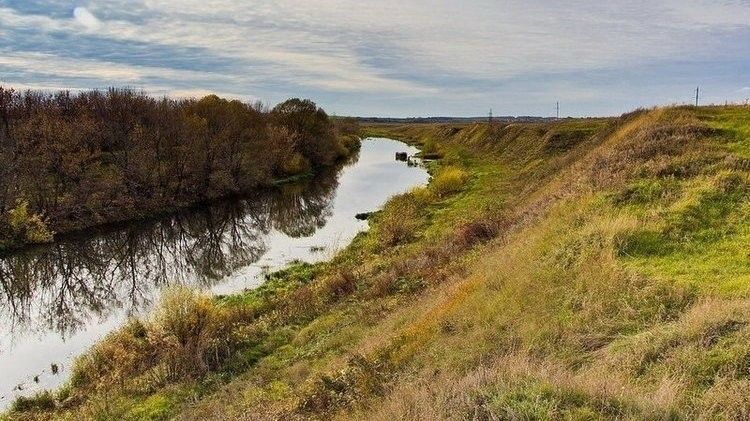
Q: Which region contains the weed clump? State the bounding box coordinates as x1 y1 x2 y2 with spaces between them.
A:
11 391 56 412
319 270 358 300
152 286 221 377
452 220 498 248
377 192 423 247
420 137 442 159
69 287 230 397
431 166 470 197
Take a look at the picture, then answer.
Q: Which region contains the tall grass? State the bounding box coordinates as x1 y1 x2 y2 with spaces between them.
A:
430 166 470 197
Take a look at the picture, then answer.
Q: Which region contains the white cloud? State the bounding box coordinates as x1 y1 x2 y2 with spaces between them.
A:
73 7 101 30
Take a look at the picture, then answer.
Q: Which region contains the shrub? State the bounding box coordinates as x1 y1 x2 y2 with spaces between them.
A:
7 199 54 244
153 286 220 377
69 287 230 394
281 152 311 175
421 137 441 159
377 193 422 247
409 186 435 205
431 166 470 197
333 117 361 156
320 270 358 300
69 318 155 389
453 220 498 248
11 391 56 412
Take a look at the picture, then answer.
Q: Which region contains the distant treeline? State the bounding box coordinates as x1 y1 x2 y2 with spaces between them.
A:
0 87 360 251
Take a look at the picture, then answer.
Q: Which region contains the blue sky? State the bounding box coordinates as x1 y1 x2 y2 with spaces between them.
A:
1 1 750 117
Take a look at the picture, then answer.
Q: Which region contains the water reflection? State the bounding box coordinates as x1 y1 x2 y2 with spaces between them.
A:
0 163 345 341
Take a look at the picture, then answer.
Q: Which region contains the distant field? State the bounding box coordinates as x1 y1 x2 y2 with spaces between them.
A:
358 115 559 124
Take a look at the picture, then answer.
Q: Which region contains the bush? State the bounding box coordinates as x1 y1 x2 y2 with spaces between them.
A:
320 270 358 300
431 166 470 197
7 199 54 244
378 193 422 247
11 391 56 412
421 137 441 158
409 186 435 204
453 220 498 248
69 287 227 393
69 318 155 389
333 117 362 156
153 286 220 377
281 152 311 175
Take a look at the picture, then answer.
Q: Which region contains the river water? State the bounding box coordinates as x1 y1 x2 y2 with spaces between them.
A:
0 138 428 409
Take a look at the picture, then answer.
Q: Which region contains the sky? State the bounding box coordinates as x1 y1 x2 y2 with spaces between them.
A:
1 1 750 117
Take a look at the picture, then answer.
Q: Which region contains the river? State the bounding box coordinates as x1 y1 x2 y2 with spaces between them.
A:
0 137 428 409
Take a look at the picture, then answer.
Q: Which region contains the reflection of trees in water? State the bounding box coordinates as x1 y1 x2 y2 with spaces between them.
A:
0 161 347 339
270 171 338 238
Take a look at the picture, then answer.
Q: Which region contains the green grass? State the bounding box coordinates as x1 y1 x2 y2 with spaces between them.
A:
8 106 750 420
615 107 750 295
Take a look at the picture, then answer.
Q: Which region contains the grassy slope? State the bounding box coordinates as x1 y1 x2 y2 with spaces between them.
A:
7 106 750 420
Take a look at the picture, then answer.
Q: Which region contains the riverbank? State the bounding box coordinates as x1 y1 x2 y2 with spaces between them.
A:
0 137 360 258
0 137 423 413
7 106 750 419
0 146 358 259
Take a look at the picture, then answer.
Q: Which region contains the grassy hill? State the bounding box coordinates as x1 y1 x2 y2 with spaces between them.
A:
7 106 750 420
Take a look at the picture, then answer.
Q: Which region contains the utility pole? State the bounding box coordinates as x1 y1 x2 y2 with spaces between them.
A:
556 101 560 119
488 108 493 125
695 86 700 107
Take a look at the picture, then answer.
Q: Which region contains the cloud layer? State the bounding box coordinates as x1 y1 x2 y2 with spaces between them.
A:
1 1 749 116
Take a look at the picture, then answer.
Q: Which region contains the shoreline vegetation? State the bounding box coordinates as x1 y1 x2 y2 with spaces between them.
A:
6 105 750 420
0 87 361 254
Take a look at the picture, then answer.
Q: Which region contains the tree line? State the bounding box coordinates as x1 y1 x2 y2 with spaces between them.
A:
0 87 360 251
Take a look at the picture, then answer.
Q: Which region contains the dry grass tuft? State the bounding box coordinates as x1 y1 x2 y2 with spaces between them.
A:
431 166 470 198
376 192 423 247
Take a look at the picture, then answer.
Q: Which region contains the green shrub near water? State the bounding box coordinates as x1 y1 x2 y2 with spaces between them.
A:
69 287 228 395
6 199 53 244
430 166 470 197
376 189 432 247
10 391 56 412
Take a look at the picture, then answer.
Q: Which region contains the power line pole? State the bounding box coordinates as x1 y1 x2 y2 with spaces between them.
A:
695 86 700 107
556 101 560 119
488 108 493 125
